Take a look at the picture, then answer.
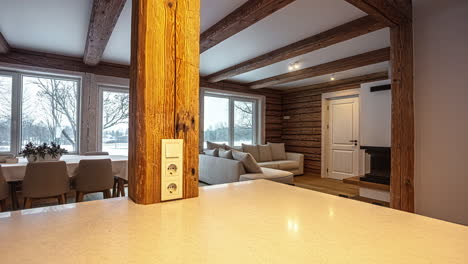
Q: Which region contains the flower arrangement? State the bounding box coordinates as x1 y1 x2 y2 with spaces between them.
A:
19 142 68 162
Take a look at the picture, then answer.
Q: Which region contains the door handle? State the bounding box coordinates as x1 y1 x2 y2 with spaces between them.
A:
349 140 358 146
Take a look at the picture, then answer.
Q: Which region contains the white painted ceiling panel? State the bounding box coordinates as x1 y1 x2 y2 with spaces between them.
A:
201 0 250 33
231 28 390 83
199 0 366 76
273 61 389 89
101 0 132 64
0 0 92 57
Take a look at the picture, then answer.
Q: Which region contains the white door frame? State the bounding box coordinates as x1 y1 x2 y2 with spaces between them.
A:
321 88 360 178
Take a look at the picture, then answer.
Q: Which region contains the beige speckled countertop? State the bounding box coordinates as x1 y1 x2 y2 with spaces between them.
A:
0 180 467 263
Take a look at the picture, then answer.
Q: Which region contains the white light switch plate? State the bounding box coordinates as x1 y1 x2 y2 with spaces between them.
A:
161 139 184 201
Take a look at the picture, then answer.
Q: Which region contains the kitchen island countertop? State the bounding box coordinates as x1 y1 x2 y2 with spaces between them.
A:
0 180 466 263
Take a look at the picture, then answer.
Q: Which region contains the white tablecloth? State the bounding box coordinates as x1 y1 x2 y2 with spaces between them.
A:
0 155 128 182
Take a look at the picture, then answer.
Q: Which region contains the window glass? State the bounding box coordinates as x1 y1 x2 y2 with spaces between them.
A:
233 100 254 146
21 76 79 152
0 75 12 152
203 96 229 148
101 90 129 155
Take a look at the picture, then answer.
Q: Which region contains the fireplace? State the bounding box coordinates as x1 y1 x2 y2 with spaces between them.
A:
360 146 391 185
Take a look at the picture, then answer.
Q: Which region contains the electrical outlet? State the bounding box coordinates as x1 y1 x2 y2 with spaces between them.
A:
161 139 183 201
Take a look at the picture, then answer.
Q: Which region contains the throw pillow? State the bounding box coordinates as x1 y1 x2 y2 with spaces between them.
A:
268 142 287 161
218 148 233 159
204 148 219 157
207 141 226 150
232 151 262 173
241 144 260 161
257 144 273 162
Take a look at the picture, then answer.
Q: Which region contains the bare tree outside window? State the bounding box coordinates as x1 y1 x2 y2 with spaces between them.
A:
203 95 256 147
101 90 129 155
22 76 79 152
0 76 12 152
234 101 254 145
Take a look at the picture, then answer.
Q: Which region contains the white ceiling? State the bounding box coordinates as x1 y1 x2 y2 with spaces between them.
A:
0 0 390 89
273 61 389 89
231 28 390 84
101 0 132 64
0 0 92 57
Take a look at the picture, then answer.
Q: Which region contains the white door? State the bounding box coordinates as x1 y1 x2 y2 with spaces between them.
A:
326 96 360 180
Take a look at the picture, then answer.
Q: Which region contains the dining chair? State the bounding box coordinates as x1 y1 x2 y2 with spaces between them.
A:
84 151 128 197
22 161 70 209
0 165 9 212
83 151 122 197
73 159 114 202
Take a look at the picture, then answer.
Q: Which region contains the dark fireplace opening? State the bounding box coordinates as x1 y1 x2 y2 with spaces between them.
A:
360 146 391 185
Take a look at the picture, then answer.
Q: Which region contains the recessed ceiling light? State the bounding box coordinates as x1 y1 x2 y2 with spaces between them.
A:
288 61 300 71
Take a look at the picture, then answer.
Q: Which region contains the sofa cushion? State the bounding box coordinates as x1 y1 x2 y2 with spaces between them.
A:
257 144 273 162
257 161 280 169
240 168 294 185
232 151 262 173
268 142 287 161
218 148 233 159
276 160 300 170
206 141 227 150
241 144 260 161
204 148 218 157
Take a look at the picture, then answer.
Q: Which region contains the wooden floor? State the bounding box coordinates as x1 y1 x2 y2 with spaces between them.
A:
294 173 359 198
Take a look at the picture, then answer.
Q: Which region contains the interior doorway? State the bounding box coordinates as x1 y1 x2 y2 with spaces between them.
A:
322 89 360 180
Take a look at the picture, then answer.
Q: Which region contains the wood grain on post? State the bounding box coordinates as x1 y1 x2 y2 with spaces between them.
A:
129 0 200 204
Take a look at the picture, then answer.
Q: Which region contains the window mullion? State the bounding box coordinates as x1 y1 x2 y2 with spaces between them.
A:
12 73 21 155
229 98 234 147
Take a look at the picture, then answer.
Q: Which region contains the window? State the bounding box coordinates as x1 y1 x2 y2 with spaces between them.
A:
0 74 13 153
21 75 79 152
203 92 259 148
203 96 229 147
100 87 129 155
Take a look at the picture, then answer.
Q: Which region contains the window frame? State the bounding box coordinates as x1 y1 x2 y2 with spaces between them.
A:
97 85 130 155
202 90 263 148
20 73 82 154
0 70 20 155
0 69 82 155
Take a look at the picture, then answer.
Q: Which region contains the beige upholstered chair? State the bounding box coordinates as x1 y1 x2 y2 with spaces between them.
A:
22 161 70 209
0 165 9 212
83 151 123 197
73 159 113 202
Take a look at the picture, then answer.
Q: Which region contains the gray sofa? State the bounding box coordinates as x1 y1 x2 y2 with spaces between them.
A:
199 151 304 186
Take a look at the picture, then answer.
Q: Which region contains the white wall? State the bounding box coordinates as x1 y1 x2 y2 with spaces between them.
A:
360 80 391 147
414 0 468 225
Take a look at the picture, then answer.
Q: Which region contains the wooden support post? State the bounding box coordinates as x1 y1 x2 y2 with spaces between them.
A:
129 0 200 204
390 21 414 212
344 0 414 212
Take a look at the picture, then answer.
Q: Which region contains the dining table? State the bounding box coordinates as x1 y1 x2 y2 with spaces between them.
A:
0 155 128 209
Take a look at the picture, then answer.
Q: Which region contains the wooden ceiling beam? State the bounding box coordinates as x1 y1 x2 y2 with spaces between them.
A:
206 15 385 82
83 0 127 66
0 48 129 78
344 0 411 27
248 47 390 89
0 32 10 54
200 0 295 54
283 71 389 93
